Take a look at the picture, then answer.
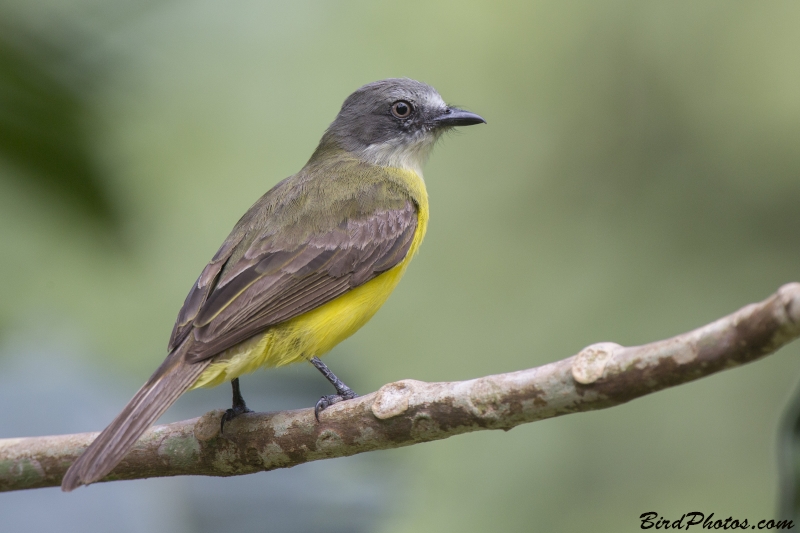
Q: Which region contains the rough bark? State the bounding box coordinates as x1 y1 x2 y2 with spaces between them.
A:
2 282 799 492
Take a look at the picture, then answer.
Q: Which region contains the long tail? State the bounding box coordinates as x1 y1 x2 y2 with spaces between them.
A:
61 342 211 492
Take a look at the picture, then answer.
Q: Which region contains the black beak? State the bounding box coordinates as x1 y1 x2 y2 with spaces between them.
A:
432 107 486 127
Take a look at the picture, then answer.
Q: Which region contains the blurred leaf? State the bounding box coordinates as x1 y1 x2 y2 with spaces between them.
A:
0 23 118 228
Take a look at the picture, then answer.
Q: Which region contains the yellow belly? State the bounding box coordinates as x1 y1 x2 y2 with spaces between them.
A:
191 167 429 390
190 259 411 389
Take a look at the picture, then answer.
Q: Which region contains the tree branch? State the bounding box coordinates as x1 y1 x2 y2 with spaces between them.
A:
2 283 799 492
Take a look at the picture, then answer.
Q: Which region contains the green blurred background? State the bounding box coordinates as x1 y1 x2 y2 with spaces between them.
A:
1 0 799 531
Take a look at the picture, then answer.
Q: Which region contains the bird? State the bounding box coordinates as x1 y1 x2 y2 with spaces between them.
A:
61 78 485 491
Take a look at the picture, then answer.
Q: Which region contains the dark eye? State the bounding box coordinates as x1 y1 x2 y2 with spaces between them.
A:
391 100 413 119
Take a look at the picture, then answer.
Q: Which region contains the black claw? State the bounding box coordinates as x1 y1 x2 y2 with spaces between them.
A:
314 396 332 421
221 378 253 434
220 404 253 434
309 356 358 422
314 390 359 422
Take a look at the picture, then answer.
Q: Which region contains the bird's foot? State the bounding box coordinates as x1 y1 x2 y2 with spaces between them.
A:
309 356 359 421
314 388 359 421
220 403 253 434
220 378 253 434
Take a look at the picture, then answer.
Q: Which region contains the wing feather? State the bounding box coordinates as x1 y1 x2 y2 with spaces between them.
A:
175 192 418 364
168 234 244 351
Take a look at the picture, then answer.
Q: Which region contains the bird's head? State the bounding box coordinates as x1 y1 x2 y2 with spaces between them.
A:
312 78 485 175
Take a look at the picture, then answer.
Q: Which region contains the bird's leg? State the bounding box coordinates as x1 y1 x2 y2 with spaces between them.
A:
220 378 253 434
310 356 358 421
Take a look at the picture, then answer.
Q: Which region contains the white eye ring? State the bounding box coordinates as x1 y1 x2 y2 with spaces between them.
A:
391 100 413 119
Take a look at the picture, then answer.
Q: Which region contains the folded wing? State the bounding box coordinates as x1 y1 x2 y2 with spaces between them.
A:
169 190 418 364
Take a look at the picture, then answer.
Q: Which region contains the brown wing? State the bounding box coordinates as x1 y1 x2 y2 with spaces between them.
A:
171 202 418 364
168 233 244 352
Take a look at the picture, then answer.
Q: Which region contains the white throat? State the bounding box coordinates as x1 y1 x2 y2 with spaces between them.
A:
357 132 439 177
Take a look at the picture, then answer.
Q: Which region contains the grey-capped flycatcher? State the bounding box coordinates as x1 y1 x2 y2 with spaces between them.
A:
62 78 485 491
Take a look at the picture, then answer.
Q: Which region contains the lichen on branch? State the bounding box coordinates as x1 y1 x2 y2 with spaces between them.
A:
1 283 799 492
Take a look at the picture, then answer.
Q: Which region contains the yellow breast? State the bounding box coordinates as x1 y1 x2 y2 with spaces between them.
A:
191 168 429 389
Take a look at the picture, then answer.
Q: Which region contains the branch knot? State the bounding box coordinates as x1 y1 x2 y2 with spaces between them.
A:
571 342 622 384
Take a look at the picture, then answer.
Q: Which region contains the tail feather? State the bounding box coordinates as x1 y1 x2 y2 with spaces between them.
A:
61 346 211 492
